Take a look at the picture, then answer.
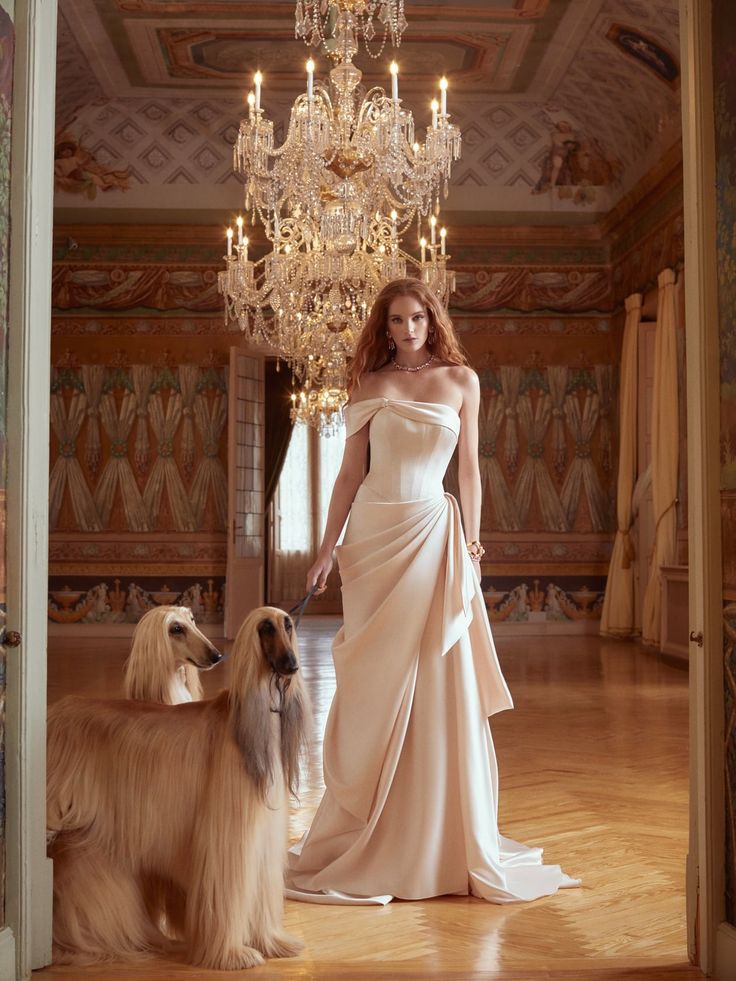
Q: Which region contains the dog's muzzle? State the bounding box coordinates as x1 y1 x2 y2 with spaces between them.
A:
273 649 298 677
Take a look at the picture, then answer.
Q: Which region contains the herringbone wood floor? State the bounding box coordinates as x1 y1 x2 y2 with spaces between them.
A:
41 620 701 980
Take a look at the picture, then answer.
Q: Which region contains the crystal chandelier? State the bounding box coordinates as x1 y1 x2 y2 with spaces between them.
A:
218 0 461 432
295 0 408 57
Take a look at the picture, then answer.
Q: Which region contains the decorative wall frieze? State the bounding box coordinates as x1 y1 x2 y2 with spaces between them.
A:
52 262 221 312
49 533 227 577
50 258 615 315
480 575 606 623
48 576 225 623
52 339 232 366
455 314 612 336
52 315 223 336
482 533 613 570
453 264 612 313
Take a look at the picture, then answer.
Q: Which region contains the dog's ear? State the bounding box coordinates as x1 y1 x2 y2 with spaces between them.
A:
228 617 278 800
280 677 309 798
229 683 276 801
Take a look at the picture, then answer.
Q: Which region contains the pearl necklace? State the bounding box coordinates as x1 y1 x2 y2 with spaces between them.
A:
391 354 435 373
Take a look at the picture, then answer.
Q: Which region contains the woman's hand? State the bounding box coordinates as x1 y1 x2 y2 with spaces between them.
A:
306 551 333 594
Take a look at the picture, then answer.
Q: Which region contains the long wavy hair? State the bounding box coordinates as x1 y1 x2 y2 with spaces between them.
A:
347 278 467 393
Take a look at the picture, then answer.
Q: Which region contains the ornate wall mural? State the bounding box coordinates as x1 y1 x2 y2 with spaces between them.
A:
48 355 228 625
54 130 131 198
469 355 616 626
605 23 679 87
532 113 623 206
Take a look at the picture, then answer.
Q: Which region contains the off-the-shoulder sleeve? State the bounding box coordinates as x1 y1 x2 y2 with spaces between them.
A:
344 399 381 438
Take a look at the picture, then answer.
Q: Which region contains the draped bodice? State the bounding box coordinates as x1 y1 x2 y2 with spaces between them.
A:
345 398 460 504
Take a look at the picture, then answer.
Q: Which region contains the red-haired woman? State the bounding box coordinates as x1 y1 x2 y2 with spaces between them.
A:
286 279 579 904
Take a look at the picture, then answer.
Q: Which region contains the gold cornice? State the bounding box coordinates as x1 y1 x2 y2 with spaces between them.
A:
53 146 683 255
599 140 683 241
53 220 605 251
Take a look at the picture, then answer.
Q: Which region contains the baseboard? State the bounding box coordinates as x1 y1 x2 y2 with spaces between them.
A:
717 921 736 980
0 927 16 981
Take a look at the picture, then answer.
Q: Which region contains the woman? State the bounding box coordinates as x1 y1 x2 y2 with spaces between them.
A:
285 279 579 904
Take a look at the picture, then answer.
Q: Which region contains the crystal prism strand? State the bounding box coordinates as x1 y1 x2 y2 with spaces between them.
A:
295 0 304 34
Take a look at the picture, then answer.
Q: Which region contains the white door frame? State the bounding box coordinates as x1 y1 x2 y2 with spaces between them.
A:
680 0 733 975
5 0 57 976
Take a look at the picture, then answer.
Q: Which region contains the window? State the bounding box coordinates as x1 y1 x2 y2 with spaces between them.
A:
271 423 346 603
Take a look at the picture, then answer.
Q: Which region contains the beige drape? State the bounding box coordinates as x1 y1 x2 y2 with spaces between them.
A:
600 293 641 637
642 268 679 645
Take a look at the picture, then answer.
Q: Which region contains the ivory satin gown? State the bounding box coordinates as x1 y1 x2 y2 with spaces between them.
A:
286 397 579 905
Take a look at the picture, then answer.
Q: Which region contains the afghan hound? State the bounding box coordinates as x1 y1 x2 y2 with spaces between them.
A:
123 605 223 705
47 606 309 970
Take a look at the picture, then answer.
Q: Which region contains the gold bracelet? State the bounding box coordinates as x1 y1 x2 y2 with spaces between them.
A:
466 540 485 560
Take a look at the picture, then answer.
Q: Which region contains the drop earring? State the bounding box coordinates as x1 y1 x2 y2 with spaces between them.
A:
428 329 436 345
386 332 395 352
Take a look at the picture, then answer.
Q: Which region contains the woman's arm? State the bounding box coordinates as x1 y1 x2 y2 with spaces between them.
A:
456 369 483 576
306 424 370 592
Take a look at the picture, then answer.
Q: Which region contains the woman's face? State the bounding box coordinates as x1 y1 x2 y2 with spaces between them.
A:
386 294 430 354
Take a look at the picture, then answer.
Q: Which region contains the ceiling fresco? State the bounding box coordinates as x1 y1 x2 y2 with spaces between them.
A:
54 0 681 222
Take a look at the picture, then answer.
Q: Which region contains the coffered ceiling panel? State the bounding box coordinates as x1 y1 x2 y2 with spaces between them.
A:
54 0 681 222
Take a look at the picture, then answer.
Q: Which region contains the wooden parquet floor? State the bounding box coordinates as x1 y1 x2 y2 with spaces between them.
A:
41 620 702 981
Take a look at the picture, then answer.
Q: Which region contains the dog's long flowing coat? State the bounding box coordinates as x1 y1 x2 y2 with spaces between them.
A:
47 607 308 970
123 605 223 704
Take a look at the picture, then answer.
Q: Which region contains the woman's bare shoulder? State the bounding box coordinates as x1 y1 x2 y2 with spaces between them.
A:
347 371 385 405
440 363 479 391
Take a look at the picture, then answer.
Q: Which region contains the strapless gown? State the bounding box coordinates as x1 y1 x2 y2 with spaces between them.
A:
285 398 579 904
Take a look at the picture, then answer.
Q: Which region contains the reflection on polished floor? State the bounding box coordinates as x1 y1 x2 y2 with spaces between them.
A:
42 618 701 981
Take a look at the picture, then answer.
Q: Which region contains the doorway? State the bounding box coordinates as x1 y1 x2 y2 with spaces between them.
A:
4 0 732 978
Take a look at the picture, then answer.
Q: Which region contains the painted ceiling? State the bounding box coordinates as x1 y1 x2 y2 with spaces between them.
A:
54 0 681 223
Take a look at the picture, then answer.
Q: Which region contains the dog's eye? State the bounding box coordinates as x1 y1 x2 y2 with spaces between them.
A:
258 620 275 636
284 618 293 634
169 623 185 636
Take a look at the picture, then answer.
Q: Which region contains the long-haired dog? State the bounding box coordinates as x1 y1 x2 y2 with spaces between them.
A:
123 605 223 705
47 606 309 970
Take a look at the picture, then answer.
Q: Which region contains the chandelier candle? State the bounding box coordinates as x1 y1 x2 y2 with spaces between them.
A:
431 99 439 129
254 70 262 111
390 61 399 102
440 76 448 116
306 59 314 99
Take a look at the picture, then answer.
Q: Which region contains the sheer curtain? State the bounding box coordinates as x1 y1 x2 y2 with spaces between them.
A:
642 268 680 645
600 293 642 637
270 424 346 606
